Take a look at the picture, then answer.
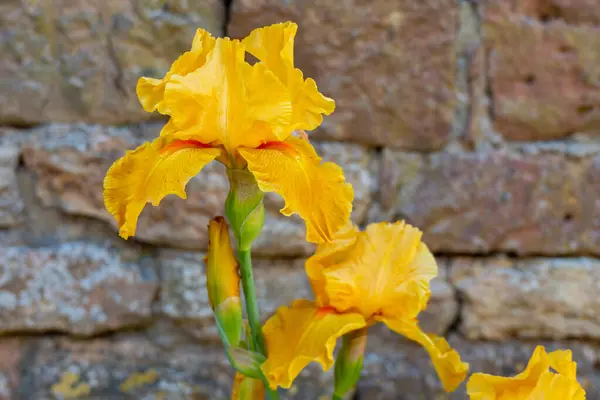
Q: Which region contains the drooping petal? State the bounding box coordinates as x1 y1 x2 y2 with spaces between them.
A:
243 22 335 132
231 372 265 400
238 137 353 244
136 28 216 114
380 318 468 393
467 346 551 400
164 37 292 152
103 137 220 239
528 371 586 400
261 300 366 390
313 221 437 319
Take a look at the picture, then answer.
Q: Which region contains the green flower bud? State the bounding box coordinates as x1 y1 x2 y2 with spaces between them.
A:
334 328 368 398
225 168 265 252
226 346 266 380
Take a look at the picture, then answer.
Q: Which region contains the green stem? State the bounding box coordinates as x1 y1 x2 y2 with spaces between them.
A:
238 249 266 354
332 396 344 400
238 249 279 400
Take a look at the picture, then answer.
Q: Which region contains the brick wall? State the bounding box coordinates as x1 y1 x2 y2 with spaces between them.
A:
0 0 599 398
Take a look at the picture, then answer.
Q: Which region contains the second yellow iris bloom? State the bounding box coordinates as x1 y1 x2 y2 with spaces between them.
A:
260 221 469 392
103 22 353 244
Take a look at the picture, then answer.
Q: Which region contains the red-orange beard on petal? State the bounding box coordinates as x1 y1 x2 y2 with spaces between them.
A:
256 141 298 154
160 139 214 154
315 306 340 319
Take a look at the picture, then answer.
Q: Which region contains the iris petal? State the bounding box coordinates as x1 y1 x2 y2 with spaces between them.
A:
103 138 220 239
261 300 366 390
238 137 353 244
136 28 216 114
380 317 469 392
243 22 335 131
308 221 437 319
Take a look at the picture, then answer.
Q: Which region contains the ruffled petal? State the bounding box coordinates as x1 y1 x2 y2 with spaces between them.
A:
548 350 577 380
287 67 336 131
528 371 586 400
243 22 335 132
311 221 437 319
241 21 296 83
136 28 216 114
231 372 265 400
238 137 353 244
380 318 468 392
467 346 551 400
305 222 360 306
164 38 292 151
261 300 366 390
103 137 220 239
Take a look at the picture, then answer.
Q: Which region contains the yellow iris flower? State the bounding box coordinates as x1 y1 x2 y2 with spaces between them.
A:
103 22 353 243
260 221 469 391
467 346 586 400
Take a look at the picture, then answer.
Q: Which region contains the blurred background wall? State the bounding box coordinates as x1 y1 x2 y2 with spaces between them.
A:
1 0 599 398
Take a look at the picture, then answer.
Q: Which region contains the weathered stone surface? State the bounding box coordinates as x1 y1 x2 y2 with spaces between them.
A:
229 0 458 150
0 0 224 125
16 335 337 399
451 256 600 340
484 3 600 140
0 144 23 227
360 336 600 399
7 333 600 400
0 339 25 400
484 0 600 26
253 259 313 318
0 242 157 336
157 250 311 341
374 147 600 255
22 124 376 256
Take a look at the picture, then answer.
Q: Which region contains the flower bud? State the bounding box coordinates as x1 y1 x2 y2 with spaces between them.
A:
232 372 266 400
226 347 266 379
205 217 242 347
225 168 265 251
333 327 368 398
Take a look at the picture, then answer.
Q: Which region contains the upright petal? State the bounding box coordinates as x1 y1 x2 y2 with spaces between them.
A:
548 350 577 380
242 22 296 82
528 371 586 400
467 346 551 400
238 137 353 244
136 28 216 114
380 318 468 393
261 300 366 390
315 221 437 319
103 137 220 239
243 22 335 132
305 222 360 306
231 372 265 400
287 67 336 131
164 38 292 151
